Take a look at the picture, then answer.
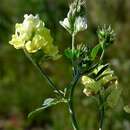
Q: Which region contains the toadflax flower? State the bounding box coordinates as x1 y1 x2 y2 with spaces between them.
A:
9 14 60 60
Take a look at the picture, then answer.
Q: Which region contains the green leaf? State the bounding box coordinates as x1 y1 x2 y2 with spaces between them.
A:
90 44 101 60
64 48 80 59
107 87 122 108
64 49 73 59
28 98 66 118
124 105 130 113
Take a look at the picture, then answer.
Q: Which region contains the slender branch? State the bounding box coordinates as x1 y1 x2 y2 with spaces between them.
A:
100 50 105 61
99 92 105 130
23 49 63 97
67 24 80 130
72 33 75 53
72 33 77 77
68 75 80 130
68 1 82 128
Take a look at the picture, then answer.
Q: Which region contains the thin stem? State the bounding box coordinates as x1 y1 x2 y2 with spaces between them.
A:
99 93 105 130
100 50 104 61
23 49 63 97
72 33 75 52
71 33 76 77
68 76 79 130
68 5 80 128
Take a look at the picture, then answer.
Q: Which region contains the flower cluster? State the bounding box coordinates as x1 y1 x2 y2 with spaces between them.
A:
97 25 115 49
60 0 87 35
81 65 121 108
9 14 60 60
81 65 118 96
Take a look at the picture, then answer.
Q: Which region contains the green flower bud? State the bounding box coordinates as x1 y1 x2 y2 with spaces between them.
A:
97 25 115 49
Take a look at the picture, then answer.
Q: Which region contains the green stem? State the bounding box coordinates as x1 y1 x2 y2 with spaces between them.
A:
68 76 79 130
72 33 75 52
23 49 63 97
72 33 76 77
100 50 104 61
68 12 80 129
99 93 105 130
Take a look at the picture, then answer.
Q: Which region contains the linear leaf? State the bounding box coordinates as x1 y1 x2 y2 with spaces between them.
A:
28 98 66 118
91 44 101 60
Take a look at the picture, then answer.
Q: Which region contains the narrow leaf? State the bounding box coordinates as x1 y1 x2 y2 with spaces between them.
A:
91 44 101 60
28 98 66 118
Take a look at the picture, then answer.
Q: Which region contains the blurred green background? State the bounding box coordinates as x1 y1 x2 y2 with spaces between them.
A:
0 0 130 130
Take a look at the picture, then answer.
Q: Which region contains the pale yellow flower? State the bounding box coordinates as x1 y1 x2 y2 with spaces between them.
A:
9 14 60 60
81 66 118 96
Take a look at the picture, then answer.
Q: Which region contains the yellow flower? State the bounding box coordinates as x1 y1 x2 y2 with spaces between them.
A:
25 34 45 53
81 76 101 96
9 34 24 49
81 66 118 96
9 14 60 60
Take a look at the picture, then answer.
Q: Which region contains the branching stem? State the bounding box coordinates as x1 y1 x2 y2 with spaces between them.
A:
23 49 63 97
68 27 80 130
68 75 80 130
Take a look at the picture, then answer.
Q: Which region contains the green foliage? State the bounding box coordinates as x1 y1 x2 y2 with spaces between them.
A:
0 0 130 130
90 44 101 60
107 87 122 108
64 48 80 59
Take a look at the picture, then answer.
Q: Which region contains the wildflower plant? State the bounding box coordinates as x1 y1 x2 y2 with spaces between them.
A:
9 0 122 130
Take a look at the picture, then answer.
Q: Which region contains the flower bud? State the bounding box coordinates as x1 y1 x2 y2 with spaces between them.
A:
97 25 115 49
